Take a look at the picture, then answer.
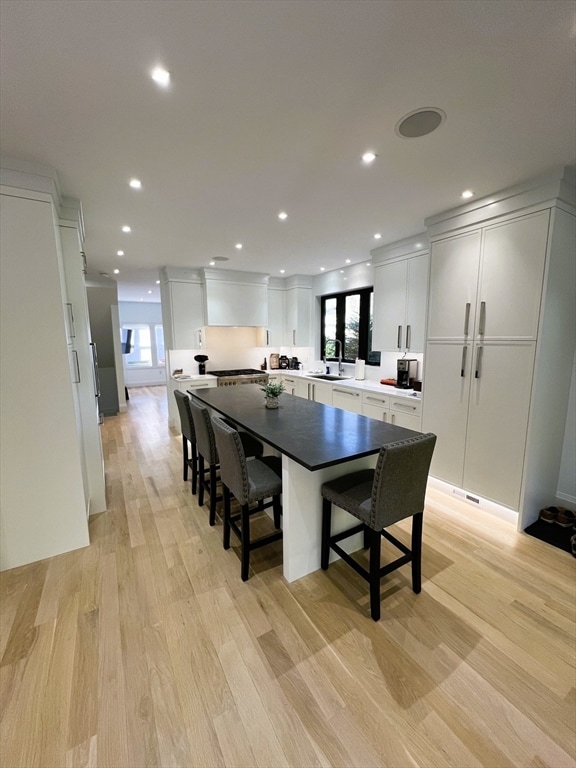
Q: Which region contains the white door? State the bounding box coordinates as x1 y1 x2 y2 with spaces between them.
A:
427 231 481 341
463 342 536 509
373 260 407 352
479 211 549 341
422 342 473 486
405 254 429 353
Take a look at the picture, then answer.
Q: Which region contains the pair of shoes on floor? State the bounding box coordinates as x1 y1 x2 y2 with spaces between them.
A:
538 506 576 527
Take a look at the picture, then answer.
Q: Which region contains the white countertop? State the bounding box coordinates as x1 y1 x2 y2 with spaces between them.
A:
269 369 421 399
171 374 217 382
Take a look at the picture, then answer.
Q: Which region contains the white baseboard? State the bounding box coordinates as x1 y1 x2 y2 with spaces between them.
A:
556 491 576 508
428 476 519 526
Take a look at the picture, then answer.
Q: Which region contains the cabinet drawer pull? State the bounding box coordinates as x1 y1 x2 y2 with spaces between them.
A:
479 301 486 335
392 401 416 411
334 389 359 397
405 324 411 350
266 329 270 345
72 349 80 383
461 346 467 377
397 325 402 350
475 345 483 379
464 302 471 336
365 395 386 404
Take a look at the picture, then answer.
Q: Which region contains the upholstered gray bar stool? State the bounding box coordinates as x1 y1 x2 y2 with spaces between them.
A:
321 432 436 621
173 390 198 495
211 416 282 581
189 398 264 526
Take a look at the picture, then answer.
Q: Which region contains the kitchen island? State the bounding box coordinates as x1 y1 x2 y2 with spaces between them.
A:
188 385 418 582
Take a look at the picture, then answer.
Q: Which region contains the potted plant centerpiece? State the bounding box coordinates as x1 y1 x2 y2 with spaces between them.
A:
261 380 285 409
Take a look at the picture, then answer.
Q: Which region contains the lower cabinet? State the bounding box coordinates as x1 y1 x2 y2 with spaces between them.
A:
362 390 422 430
332 386 363 413
281 375 298 396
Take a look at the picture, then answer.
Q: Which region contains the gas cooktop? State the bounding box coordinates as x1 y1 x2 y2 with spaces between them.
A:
209 369 264 377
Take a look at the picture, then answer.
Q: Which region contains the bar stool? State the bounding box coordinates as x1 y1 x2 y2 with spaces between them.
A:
173 390 198 495
211 416 282 581
189 398 264 526
321 432 436 621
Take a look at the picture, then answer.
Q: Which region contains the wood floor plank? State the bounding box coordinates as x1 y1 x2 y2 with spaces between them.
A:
1 385 574 768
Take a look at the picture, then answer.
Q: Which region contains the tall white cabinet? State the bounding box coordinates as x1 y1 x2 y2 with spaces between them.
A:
422 169 575 528
1 171 92 570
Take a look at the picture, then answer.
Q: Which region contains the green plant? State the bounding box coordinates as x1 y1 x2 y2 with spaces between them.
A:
261 380 285 398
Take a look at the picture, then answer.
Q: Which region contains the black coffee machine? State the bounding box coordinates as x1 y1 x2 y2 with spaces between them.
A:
396 358 418 389
279 355 289 369
288 357 301 370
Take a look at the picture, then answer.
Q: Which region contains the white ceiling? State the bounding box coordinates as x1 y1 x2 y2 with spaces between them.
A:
1 0 575 303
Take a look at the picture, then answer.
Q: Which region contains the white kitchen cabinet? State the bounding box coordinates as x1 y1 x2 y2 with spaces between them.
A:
422 175 575 525
295 377 333 404
372 253 429 353
258 287 285 346
204 269 268 327
362 390 422 430
285 281 312 347
332 386 362 413
281 375 299 396
165 280 205 350
167 376 217 428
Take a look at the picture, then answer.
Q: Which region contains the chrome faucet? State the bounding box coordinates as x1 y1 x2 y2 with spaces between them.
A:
326 339 344 375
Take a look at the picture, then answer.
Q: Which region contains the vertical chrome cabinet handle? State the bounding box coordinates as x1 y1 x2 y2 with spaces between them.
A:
266 329 270 345
475 346 483 378
72 350 81 383
406 325 411 350
67 303 75 338
479 301 486 335
464 302 471 336
460 346 468 377
292 329 296 345
397 325 402 350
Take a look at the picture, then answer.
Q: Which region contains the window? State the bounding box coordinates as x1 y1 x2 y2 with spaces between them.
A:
320 288 374 364
122 323 165 368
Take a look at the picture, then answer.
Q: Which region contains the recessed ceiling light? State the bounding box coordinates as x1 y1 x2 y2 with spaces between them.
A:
140 298 144 302
461 190 474 199
320 267 325 272
209 261 216 266
122 225 131 233
345 259 351 264
235 243 243 250
280 269 286 274
278 211 288 220
366 262 371 267
129 178 142 189
395 107 446 139
156 280 160 284
340 270 344 274
374 233 382 239
113 269 120 274
117 250 125 256
415 242 422 248
362 151 377 164
151 67 170 87
148 290 152 294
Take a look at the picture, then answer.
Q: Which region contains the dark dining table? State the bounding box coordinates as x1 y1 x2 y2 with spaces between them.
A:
189 385 419 582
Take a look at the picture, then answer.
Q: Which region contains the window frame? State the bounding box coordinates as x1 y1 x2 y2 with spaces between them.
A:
121 322 165 369
320 287 375 365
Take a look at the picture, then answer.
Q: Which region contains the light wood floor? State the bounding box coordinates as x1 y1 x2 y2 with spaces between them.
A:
1 385 575 768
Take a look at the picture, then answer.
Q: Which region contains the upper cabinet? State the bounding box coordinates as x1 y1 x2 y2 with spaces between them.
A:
160 268 206 350
285 276 313 347
371 237 429 354
204 269 268 327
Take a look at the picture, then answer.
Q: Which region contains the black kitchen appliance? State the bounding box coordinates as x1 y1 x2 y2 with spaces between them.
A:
194 354 209 375
396 358 418 389
279 355 289 369
288 356 301 370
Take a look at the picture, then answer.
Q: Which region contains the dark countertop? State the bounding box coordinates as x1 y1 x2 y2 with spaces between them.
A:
187 386 418 471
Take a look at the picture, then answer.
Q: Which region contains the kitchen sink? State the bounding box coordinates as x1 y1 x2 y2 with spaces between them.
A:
309 374 352 381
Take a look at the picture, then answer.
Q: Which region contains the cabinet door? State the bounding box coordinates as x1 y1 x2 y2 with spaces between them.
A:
405 254 429 353
282 376 298 396
310 380 332 405
285 287 312 346
421 342 473 486
389 396 422 432
373 260 407 352
427 231 481 340
362 392 389 421
464 342 535 509
171 282 205 349
266 288 285 346
479 212 548 341
389 410 421 432
332 387 362 413
294 378 309 399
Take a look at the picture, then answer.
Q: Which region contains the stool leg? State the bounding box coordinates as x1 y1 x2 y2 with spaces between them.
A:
209 464 218 526
321 498 332 570
241 503 251 581
198 456 205 507
223 486 231 550
369 528 382 621
182 436 189 481
191 443 198 495
411 512 423 594
272 495 281 529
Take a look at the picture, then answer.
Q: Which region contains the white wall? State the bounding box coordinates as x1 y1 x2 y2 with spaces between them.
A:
557 349 576 506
